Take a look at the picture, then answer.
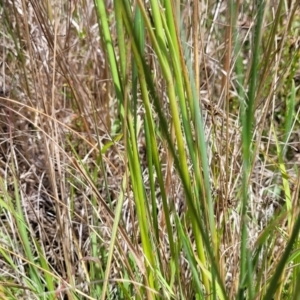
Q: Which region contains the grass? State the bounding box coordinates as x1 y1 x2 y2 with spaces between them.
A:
0 0 300 299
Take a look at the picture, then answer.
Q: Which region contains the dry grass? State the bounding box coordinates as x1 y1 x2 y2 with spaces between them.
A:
1 0 300 299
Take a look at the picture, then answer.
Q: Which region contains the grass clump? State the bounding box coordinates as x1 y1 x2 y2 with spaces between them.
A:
0 0 300 299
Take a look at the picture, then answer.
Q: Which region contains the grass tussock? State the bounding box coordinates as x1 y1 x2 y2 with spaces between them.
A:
0 0 300 299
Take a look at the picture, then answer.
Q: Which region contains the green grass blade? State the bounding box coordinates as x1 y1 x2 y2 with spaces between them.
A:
263 212 300 299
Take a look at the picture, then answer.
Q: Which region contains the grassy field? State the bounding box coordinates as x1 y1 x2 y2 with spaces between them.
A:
0 0 300 299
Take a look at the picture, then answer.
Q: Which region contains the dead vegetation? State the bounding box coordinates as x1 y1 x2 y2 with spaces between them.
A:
1 0 300 299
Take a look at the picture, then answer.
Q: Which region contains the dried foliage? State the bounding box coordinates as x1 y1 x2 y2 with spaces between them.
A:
0 0 300 299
